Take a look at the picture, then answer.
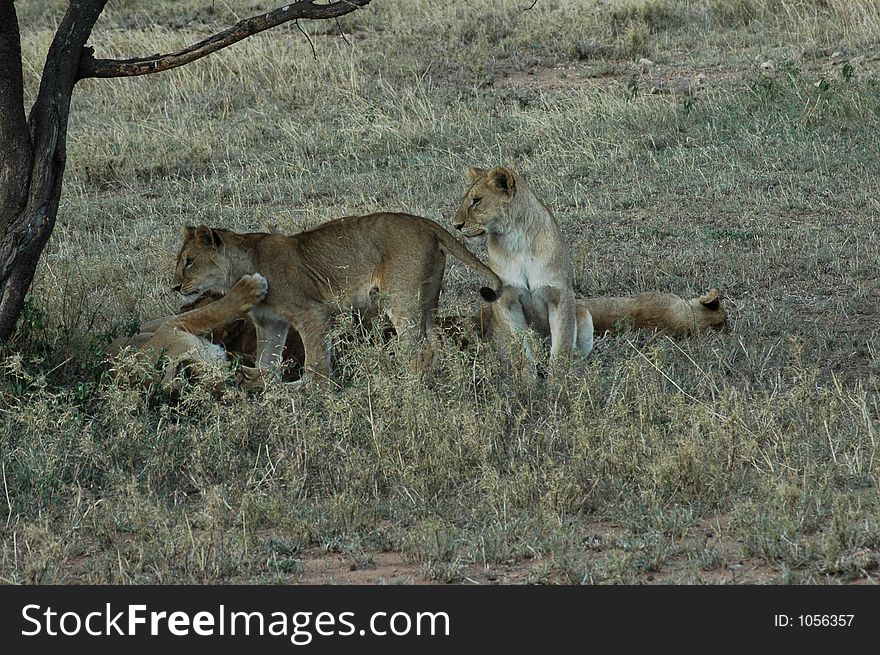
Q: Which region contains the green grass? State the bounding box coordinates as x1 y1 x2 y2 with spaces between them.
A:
1 0 878 583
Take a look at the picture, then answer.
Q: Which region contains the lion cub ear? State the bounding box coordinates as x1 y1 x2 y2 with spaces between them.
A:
467 167 487 182
488 167 516 195
194 225 219 249
699 288 721 310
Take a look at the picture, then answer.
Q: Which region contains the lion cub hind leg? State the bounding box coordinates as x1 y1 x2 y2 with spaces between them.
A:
379 251 445 373
385 293 435 372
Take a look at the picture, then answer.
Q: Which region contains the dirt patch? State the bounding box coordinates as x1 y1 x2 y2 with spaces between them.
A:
492 57 755 97
290 548 784 585
491 51 880 99
294 550 426 584
495 62 608 93
290 549 549 585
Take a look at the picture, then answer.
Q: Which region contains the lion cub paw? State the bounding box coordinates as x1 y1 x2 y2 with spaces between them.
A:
232 273 269 310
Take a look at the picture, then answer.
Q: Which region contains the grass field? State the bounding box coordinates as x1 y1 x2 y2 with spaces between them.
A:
1 0 878 583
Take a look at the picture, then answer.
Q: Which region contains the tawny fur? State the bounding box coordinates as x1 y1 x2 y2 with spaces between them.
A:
171 212 502 382
107 273 269 388
107 288 307 383
582 289 729 337
452 166 593 363
109 287 729 387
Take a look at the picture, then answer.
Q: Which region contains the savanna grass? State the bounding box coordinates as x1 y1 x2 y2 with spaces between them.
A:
1 0 878 583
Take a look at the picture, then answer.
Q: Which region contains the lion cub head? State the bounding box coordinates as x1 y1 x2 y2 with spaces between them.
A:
172 225 230 304
452 166 518 239
691 288 729 333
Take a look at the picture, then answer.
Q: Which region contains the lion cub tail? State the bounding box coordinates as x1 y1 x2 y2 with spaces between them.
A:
428 223 502 303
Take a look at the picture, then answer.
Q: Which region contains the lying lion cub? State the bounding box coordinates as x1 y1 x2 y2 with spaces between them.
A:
581 289 729 337
172 213 503 381
107 273 269 387
453 288 729 343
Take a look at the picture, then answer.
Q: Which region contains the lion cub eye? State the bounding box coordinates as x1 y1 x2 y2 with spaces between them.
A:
184 258 194 269
471 197 482 208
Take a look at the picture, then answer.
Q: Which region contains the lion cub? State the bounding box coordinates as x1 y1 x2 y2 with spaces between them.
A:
453 166 593 363
107 273 269 387
582 289 729 337
172 212 502 382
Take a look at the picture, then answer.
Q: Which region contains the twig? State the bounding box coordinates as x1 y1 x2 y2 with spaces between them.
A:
335 17 352 47
295 19 318 60
664 335 710 380
3 463 13 529
626 339 729 422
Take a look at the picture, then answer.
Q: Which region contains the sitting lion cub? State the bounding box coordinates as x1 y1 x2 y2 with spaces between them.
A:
581 289 729 337
453 166 593 364
172 212 503 382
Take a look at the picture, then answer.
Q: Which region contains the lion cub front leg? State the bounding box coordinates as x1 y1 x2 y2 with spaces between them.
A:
575 303 594 357
543 286 577 361
144 274 269 389
168 273 269 334
491 286 536 367
297 306 332 384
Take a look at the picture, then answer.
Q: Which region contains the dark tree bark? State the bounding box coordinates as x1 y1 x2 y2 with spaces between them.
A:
0 0 31 339
0 0 372 343
0 0 107 341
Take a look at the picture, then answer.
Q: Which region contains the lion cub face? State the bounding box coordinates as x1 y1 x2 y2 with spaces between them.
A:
452 167 517 239
693 289 729 332
172 225 228 303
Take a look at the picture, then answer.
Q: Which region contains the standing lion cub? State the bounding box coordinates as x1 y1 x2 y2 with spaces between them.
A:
453 166 593 364
172 212 502 382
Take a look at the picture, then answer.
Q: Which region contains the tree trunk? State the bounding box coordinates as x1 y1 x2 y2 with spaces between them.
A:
0 1 33 341
0 0 107 342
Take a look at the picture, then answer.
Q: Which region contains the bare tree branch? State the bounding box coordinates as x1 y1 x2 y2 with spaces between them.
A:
78 0 371 80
